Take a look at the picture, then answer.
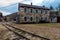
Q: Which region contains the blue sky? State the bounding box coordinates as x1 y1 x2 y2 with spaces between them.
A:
0 0 60 16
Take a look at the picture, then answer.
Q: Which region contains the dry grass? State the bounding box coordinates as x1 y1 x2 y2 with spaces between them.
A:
11 23 60 40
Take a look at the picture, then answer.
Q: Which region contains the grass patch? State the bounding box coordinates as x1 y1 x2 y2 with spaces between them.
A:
15 23 60 27
35 23 60 27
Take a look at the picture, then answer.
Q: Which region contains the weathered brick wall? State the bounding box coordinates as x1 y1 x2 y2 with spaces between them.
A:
19 7 50 23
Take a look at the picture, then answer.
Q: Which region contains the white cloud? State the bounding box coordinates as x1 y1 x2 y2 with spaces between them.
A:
0 0 56 16
19 0 55 6
44 0 55 3
0 10 11 16
0 0 23 7
31 0 44 5
20 0 44 5
0 0 55 7
0 0 45 7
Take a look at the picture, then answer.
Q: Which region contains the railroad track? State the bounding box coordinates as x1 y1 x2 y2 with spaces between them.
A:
2 23 29 40
2 23 50 40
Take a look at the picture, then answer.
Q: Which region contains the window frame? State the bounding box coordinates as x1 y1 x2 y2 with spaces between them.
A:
36 9 38 13
30 17 33 21
30 8 33 13
24 7 26 13
24 16 27 22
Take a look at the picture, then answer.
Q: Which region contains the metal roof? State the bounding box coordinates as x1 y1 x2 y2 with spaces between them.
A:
18 3 50 10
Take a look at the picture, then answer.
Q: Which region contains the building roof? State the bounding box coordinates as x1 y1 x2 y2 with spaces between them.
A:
6 12 18 19
18 3 50 10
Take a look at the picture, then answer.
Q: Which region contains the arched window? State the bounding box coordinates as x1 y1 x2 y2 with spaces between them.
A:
30 9 32 13
24 16 27 21
30 17 33 21
36 9 38 13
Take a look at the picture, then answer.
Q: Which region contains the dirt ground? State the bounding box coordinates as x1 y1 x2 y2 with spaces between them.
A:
11 23 60 40
0 23 17 40
0 23 8 40
0 22 60 40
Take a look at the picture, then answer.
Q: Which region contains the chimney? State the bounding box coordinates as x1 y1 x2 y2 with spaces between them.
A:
31 2 32 5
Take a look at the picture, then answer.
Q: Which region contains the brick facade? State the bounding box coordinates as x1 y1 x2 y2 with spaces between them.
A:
18 3 50 23
5 3 60 23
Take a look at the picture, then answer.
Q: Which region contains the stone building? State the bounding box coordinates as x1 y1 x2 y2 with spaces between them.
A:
57 10 60 22
17 3 51 23
5 12 18 21
5 3 60 23
49 10 60 23
49 10 58 22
